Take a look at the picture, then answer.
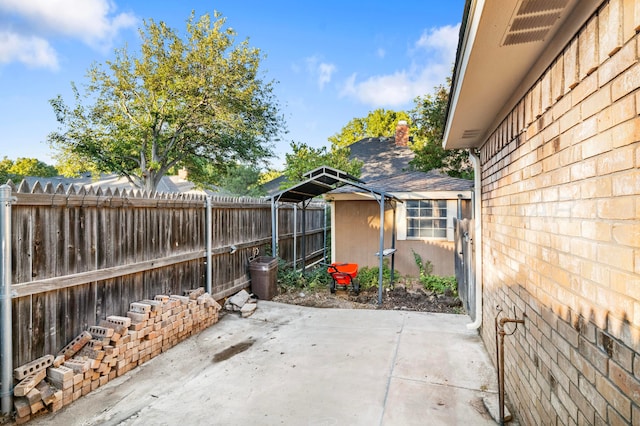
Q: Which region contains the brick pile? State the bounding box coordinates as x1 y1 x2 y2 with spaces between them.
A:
12 288 221 424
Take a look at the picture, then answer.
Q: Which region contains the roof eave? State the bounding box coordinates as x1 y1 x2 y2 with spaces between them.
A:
443 0 602 150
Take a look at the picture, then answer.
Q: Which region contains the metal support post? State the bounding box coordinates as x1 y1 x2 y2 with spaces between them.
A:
293 204 297 271
205 197 212 294
271 197 278 257
323 203 327 264
0 185 15 415
377 196 385 305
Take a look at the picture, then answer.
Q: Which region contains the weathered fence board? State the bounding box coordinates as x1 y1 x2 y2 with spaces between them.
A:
454 218 475 320
5 180 326 367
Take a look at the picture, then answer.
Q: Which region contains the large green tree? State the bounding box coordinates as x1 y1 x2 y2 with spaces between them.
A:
217 163 265 197
48 12 283 192
281 141 362 188
409 82 472 179
0 157 58 183
328 109 410 148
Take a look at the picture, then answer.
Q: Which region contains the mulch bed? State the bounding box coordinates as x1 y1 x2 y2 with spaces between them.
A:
272 284 464 314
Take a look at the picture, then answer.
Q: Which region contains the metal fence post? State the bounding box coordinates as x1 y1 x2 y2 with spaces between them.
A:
270 197 277 257
293 204 297 271
323 203 327 265
206 197 212 294
0 184 15 415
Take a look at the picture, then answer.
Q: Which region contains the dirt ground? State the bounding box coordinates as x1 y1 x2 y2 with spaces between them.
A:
272 279 464 314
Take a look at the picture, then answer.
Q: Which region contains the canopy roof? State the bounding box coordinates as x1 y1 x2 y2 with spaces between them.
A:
271 166 398 204
270 166 399 305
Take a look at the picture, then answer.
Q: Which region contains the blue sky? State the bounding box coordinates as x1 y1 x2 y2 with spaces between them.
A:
0 0 464 170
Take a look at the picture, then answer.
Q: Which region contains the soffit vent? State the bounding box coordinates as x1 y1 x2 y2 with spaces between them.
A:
502 0 570 46
462 129 482 139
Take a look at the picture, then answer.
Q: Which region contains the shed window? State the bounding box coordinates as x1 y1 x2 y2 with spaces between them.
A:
406 200 447 238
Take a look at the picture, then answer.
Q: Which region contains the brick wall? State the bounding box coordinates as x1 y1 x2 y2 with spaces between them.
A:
478 1 640 424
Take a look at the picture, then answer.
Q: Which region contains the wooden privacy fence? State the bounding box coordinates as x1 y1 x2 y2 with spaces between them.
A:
3 180 326 367
454 218 475 320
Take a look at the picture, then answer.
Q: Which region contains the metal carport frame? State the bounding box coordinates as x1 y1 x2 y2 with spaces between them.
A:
270 166 400 305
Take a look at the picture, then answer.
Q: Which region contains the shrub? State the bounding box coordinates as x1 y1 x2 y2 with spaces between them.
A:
412 250 458 296
420 274 458 295
357 258 393 289
277 261 332 291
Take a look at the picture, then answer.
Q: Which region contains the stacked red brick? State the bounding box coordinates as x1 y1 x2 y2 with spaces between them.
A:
12 288 221 424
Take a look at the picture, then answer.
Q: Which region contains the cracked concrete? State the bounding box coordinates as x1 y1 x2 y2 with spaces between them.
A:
31 302 499 425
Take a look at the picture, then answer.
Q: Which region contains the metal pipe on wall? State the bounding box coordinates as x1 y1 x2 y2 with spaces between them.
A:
494 308 524 426
0 184 15 415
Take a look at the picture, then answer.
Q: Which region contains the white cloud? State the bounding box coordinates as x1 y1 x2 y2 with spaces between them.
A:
0 0 136 46
340 23 460 108
376 48 386 59
342 71 414 107
317 62 336 89
0 31 58 69
0 0 136 68
415 24 460 57
305 55 336 90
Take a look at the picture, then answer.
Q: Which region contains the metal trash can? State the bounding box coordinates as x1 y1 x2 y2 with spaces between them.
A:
249 256 278 300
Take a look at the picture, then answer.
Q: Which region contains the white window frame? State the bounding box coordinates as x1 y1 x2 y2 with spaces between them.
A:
405 199 448 239
396 192 463 242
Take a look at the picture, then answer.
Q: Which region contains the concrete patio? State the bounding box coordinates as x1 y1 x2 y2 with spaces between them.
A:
31 302 499 425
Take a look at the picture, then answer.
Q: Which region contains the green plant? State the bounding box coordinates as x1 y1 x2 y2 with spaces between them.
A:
277 262 331 291
412 250 458 296
420 274 458 295
357 258 393 290
413 250 433 276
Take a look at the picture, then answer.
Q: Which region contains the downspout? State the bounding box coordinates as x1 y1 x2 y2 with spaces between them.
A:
0 184 15 415
467 150 483 330
205 196 212 294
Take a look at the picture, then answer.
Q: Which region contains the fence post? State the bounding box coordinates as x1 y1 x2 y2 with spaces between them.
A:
205 197 212 294
0 184 15 415
293 204 297 271
270 197 277 257
323 204 327 265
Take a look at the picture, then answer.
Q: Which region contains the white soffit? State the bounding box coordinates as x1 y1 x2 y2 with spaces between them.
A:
444 0 601 150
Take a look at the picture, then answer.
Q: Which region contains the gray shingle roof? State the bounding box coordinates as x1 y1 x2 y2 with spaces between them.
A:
331 170 473 194
348 137 414 181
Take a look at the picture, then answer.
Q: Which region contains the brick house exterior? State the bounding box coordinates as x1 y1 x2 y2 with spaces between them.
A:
444 1 640 424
